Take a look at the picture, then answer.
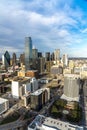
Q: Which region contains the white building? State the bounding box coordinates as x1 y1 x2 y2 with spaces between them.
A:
11 77 38 99
62 54 68 67
54 49 60 63
61 74 80 102
0 98 9 114
28 115 83 130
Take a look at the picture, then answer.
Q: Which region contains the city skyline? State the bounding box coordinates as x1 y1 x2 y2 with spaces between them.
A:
0 0 87 57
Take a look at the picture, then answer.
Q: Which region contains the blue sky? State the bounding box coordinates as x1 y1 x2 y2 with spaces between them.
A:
0 0 87 57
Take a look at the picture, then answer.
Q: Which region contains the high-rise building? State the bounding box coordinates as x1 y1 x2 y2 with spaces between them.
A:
36 57 45 74
25 37 32 70
11 77 38 99
32 48 38 59
38 52 42 58
45 61 53 72
51 52 54 61
2 51 10 69
30 88 50 111
62 54 68 67
62 74 80 102
45 52 50 61
12 53 16 65
54 49 60 62
20 53 25 65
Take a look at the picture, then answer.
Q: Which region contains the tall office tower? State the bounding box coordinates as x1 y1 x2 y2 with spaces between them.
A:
12 53 16 65
63 74 80 101
54 49 60 62
62 54 68 67
25 37 32 70
38 52 42 58
51 52 54 61
2 51 10 69
32 47 38 59
45 52 50 61
20 53 25 65
36 57 45 74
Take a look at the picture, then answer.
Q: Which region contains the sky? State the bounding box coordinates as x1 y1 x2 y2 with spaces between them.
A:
0 0 87 57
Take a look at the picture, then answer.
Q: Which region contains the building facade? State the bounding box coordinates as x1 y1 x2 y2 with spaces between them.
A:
25 37 32 70
54 49 60 62
12 53 16 65
30 88 50 111
2 51 10 69
0 98 9 114
62 54 68 67
62 74 80 101
11 77 38 99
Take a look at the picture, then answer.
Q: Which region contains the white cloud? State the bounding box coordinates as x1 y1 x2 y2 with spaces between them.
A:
0 0 87 57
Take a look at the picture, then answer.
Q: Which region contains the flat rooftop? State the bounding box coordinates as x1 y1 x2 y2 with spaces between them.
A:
28 115 83 130
0 98 8 104
64 74 80 78
12 76 31 82
31 88 48 96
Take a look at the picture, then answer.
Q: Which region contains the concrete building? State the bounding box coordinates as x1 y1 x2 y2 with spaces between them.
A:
19 53 25 65
32 47 38 59
62 54 68 67
25 37 32 70
63 68 72 74
25 70 39 79
74 67 81 74
54 49 60 63
11 77 38 99
69 60 75 71
51 65 63 75
51 52 54 61
37 57 45 74
18 70 25 77
18 70 39 79
45 52 50 61
28 115 83 130
12 53 16 65
38 52 42 58
45 61 53 73
62 74 80 102
0 98 9 114
30 88 50 111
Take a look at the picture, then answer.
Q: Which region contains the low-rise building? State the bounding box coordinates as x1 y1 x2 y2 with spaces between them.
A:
28 115 83 130
0 98 9 114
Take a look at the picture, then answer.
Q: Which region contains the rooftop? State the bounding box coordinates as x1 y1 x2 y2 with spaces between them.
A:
28 115 83 130
30 88 46 96
0 98 8 104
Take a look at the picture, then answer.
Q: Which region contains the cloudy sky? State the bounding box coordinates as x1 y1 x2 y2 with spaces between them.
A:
0 0 87 57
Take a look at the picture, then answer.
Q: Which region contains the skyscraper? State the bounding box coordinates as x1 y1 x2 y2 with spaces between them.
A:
20 53 25 65
12 53 16 65
25 37 32 70
62 54 68 67
2 51 10 69
54 49 60 62
32 48 38 59
45 52 50 61
62 74 80 101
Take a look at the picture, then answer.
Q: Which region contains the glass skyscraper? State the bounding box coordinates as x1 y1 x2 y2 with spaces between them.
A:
25 37 32 70
2 51 10 69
